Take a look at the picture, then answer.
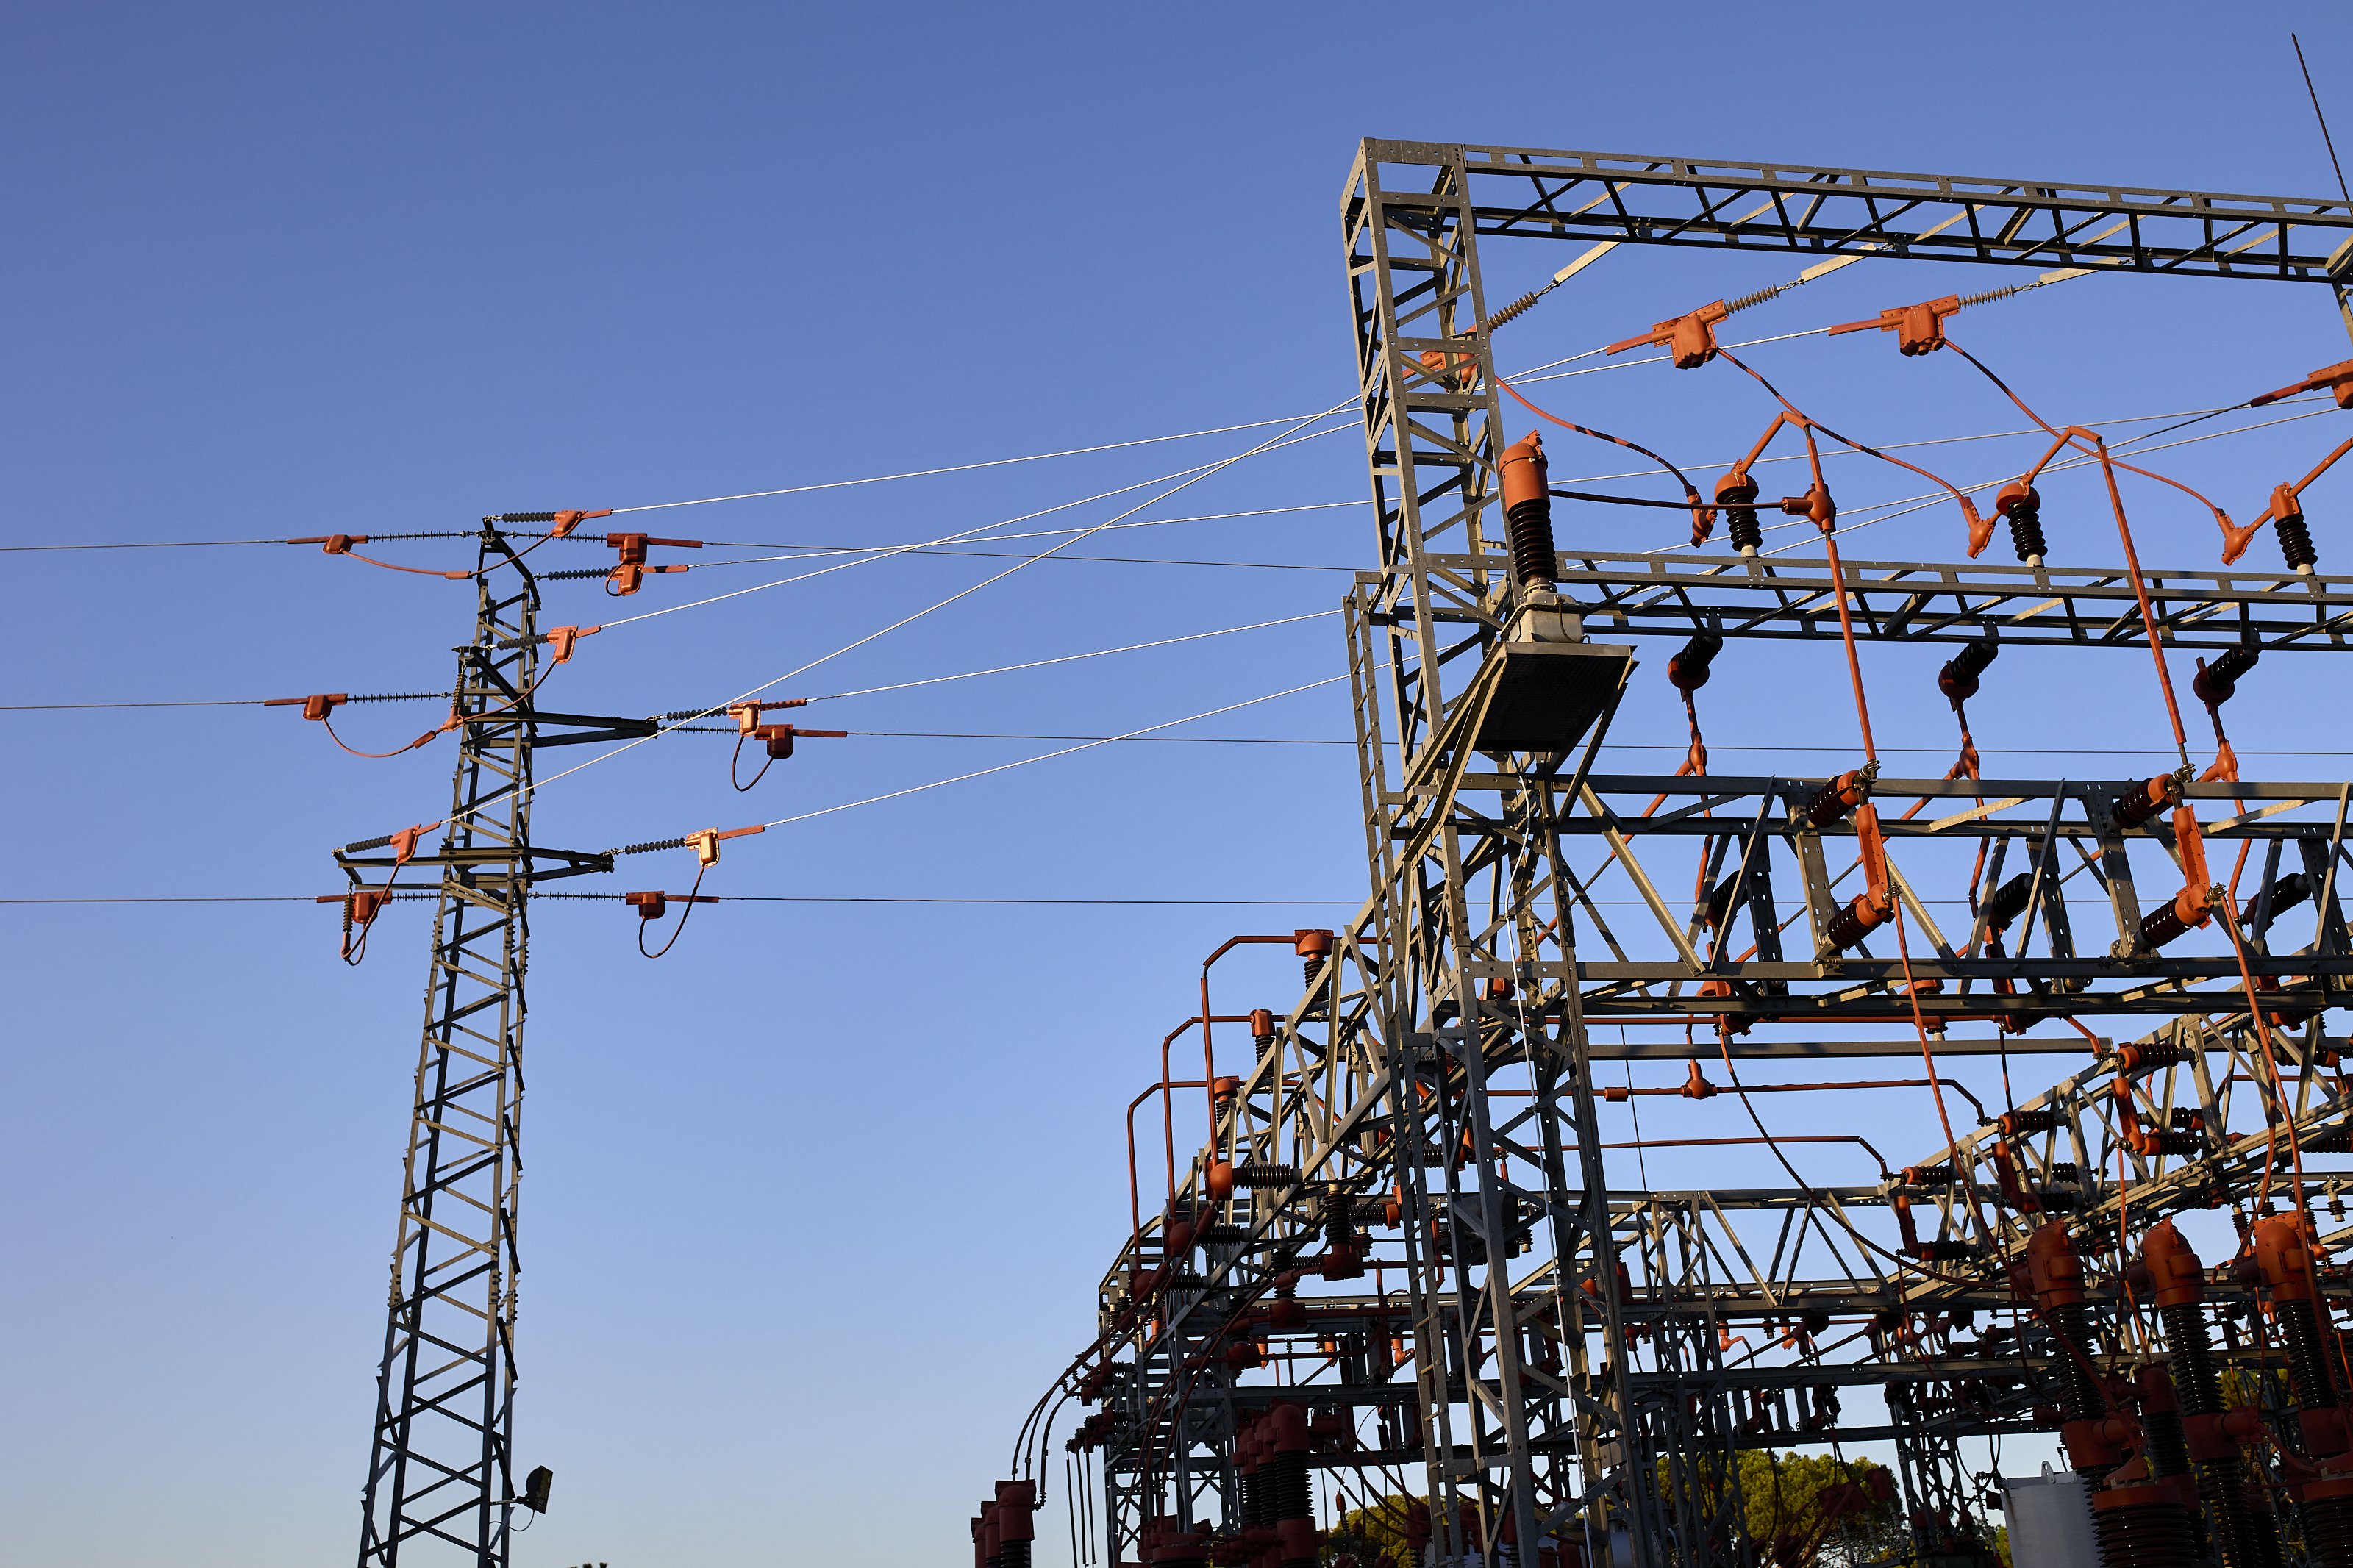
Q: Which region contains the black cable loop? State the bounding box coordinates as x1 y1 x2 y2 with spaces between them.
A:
730 732 777 792
638 862 709 959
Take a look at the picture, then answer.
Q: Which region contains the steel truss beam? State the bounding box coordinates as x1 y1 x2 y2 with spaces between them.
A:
1370 141 2353 283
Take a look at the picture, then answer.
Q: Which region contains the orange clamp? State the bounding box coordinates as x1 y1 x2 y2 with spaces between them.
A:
388 823 440 864
624 890 718 920
683 823 765 867
543 624 601 663
2249 357 2353 409
726 698 810 734
1779 484 1836 532
603 534 704 596
1828 295 1963 356
1605 300 1728 369
266 693 350 721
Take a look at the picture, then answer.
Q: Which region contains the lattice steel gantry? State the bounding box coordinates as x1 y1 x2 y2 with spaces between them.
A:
1010 143 2353 1568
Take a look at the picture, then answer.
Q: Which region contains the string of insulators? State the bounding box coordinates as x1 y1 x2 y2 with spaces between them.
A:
1954 283 2025 312
1474 290 1543 336
295 529 471 543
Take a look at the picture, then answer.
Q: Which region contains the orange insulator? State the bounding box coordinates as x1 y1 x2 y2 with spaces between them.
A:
1204 1159 1236 1203
1498 432 1557 591
2027 1222 2087 1310
2255 1213 2321 1306
2143 1220 2207 1310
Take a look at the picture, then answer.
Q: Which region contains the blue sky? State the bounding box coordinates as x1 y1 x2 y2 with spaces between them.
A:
7 3 2353 1564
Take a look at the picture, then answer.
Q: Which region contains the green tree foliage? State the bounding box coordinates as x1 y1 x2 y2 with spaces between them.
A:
1316 1459 1917 1568
1653 1452 1907 1568
1322 1494 1420 1568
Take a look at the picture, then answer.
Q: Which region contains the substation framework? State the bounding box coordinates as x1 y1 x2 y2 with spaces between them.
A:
985 143 2353 1568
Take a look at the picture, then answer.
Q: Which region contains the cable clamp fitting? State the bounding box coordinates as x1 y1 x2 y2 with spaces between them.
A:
683 823 764 867
548 509 613 537
1604 299 1728 370
2249 357 2353 410
1827 295 1963 357
726 697 810 734
266 692 350 721
542 624 601 663
624 890 721 920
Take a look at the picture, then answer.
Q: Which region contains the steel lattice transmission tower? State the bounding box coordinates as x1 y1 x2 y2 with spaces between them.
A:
340 520 629 1567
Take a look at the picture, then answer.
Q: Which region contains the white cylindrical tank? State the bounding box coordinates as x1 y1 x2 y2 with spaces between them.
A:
2002 1463 2099 1568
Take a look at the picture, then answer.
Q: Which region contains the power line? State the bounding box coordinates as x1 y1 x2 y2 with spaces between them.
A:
0 894 1362 907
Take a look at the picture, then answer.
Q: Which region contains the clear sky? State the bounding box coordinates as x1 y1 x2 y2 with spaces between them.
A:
6 3 2353 1564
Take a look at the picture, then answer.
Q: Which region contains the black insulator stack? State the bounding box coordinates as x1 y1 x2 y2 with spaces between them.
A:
496 511 559 523
2046 1161 2083 1183
1001 1544 1031 1568
1987 873 2036 931
2281 1297 2339 1412
2000 1107 2061 1136
2262 872 2317 922
2000 484 2048 563
2092 1492 2197 1568
2111 776 2180 831
1725 282 1787 315
2196 645 2260 707
1269 1451 1310 1519
1939 636 1999 704
1804 770 1879 831
1507 498 1557 591
2046 1300 2108 1475
2161 1298 2285 1568
2143 1403 2192 1480
2305 1490 2353 1568
2279 511 2320 571
1668 631 1723 692
2140 897 2199 951
1236 1162 1302 1189
1716 474 1763 553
